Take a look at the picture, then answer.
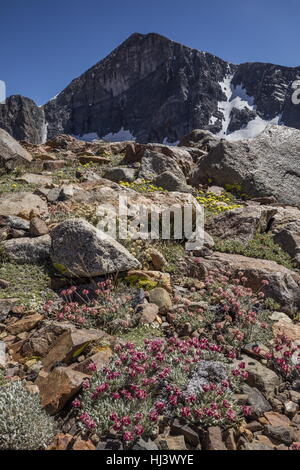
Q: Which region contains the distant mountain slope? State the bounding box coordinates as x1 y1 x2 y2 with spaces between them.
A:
43 33 300 144
1 33 300 144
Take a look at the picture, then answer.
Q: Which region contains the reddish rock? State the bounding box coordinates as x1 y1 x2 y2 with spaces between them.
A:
48 433 74 450
73 437 96 450
43 160 66 171
6 313 43 335
205 426 227 450
36 366 87 414
29 217 49 236
78 155 110 165
264 411 292 427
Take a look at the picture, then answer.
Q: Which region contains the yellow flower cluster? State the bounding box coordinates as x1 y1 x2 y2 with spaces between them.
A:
119 179 166 193
196 190 241 215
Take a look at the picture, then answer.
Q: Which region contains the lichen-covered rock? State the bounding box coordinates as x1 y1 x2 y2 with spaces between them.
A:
0 192 48 217
3 235 51 264
153 171 190 192
205 204 277 243
0 128 32 173
191 126 300 206
139 150 185 180
50 218 140 277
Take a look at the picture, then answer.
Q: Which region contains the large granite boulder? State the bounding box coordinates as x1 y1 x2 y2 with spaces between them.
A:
0 128 32 172
139 150 186 180
191 125 300 206
3 235 51 264
50 218 140 277
0 192 48 216
205 204 277 243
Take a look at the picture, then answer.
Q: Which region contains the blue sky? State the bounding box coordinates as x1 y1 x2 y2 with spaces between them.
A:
1 0 299 105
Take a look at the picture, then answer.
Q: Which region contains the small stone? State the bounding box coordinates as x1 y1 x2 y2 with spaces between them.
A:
264 425 295 445
149 249 167 270
29 217 49 236
156 435 187 450
79 155 110 165
48 433 73 450
284 400 299 417
205 426 226 450
239 354 280 396
264 411 291 427
243 385 272 419
6 313 43 335
73 437 96 450
289 390 300 403
170 419 200 447
255 434 275 449
225 428 237 450
43 160 65 171
139 303 159 324
148 287 172 313
245 421 263 432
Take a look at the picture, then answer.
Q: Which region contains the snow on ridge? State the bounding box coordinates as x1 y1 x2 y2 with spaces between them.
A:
101 127 136 142
162 137 179 146
72 132 100 142
216 74 257 137
213 74 283 142
225 114 282 142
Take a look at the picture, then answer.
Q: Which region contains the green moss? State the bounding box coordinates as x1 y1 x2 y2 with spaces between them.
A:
0 262 55 308
117 324 163 346
214 233 298 271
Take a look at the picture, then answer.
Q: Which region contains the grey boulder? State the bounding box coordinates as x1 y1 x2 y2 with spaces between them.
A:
191 125 300 206
50 218 140 277
3 235 51 264
153 171 190 192
0 128 32 172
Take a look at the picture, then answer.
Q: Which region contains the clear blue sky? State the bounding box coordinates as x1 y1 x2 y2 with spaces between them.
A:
1 0 299 105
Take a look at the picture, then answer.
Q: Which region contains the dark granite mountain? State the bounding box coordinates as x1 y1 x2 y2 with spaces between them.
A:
0 95 46 145
1 33 300 144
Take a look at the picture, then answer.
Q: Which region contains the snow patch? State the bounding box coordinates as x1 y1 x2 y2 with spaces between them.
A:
73 132 100 142
101 127 136 142
216 75 257 137
162 137 179 146
225 114 282 142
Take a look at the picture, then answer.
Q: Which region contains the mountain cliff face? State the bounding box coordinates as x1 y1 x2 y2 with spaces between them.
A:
0 95 47 145
1 33 300 144
43 33 300 144
43 33 236 143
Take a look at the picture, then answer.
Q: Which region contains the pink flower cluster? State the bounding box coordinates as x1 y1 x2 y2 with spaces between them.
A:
77 337 249 443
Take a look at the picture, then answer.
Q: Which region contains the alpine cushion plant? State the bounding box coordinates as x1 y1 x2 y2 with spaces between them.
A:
0 380 55 450
43 279 137 333
173 267 274 354
75 337 250 446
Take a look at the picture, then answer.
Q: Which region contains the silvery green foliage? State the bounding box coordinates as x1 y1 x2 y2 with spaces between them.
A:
0 380 55 450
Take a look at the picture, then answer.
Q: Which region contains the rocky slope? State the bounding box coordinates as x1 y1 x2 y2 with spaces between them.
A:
0 128 299 451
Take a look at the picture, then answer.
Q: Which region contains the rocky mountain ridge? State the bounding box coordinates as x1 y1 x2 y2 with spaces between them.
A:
1 32 300 144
